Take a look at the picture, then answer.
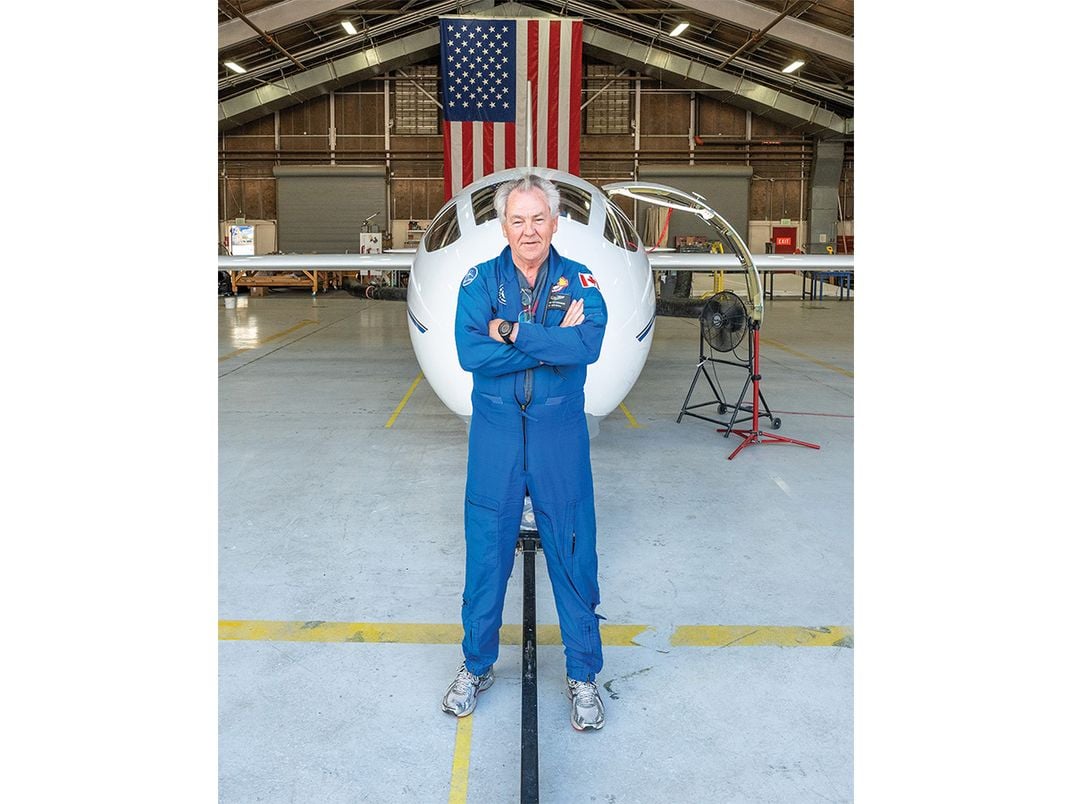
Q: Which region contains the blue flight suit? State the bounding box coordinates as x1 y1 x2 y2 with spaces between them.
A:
455 244 607 683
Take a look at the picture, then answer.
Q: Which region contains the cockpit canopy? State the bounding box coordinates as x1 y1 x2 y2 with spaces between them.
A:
424 178 640 254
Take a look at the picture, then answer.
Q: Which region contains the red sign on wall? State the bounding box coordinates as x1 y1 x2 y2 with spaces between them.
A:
772 226 797 254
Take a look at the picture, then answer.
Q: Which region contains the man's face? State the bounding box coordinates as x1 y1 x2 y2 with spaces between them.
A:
501 187 559 268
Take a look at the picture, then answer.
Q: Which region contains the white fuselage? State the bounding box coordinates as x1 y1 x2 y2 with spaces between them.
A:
406 167 656 418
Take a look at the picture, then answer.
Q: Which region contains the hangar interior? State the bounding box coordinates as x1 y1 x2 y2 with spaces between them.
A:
218 2 853 801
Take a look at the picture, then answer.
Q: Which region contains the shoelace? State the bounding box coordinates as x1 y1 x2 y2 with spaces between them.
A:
571 681 599 707
450 664 478 695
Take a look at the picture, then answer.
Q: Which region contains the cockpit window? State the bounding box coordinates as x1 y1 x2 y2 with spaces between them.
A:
552 182 591 225
471 184 505 227
423 203 461 251
603 199 640 252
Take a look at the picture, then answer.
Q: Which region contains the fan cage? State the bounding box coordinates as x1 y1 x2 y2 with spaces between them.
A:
700 290 749 353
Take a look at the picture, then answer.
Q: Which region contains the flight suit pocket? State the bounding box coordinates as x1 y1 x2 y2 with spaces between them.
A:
465 492 501 567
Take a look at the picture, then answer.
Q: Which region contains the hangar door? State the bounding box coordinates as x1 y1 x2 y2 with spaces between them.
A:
636 164 752 249
273 165 386 252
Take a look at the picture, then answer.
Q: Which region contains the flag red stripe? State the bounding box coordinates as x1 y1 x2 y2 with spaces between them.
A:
483 121 494 176
528 20 539 167
547 20 560 169
461 124 474 188
505 122 516 169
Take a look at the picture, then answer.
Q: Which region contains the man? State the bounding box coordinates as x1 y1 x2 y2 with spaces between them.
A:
442 174 608 731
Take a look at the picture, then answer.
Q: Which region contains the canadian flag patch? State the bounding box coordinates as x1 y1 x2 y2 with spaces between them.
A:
579 273 599 289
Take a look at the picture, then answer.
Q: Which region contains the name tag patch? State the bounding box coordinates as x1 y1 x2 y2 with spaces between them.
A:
547 293 571 311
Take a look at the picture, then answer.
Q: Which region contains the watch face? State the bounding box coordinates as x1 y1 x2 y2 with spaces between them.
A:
499 321 512 336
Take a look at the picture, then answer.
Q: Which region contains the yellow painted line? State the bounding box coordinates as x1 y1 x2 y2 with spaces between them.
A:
218 620 463 643
448 714 474 804
385 372 423 428
219 620 849 648
762 337 853 379
670 625 853 648
218 319 316 362
618 402 642 428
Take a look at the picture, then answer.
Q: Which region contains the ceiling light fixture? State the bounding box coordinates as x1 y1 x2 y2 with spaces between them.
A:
669 22 689 37
341 20 357 35
224 61 247 74
782 59 805 74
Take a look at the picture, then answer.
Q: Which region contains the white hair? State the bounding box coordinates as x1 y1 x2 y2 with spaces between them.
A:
493 174 561 224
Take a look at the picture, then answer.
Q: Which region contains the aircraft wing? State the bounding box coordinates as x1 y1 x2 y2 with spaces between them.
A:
218 251 416 272
218 251 850 274
647 252 853 272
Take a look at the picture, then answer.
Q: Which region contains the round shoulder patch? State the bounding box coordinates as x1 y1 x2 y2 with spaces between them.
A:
461 266 479 287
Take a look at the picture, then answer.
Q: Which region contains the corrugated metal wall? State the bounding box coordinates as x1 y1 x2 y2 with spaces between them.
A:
273 166 386 253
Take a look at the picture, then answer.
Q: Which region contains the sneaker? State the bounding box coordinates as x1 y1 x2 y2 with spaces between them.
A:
566 677 605 731
441 663 494 717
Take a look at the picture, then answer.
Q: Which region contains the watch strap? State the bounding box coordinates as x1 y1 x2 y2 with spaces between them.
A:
499 319 514 344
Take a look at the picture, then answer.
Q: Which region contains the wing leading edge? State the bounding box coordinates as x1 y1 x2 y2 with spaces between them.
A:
217 252 416 272
647 252 853 272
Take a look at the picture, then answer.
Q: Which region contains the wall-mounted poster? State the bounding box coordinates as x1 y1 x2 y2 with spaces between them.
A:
229 225 255 256
360 232 382 254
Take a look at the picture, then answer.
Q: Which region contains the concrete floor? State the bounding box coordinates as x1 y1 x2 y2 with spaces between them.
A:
218 281 853 803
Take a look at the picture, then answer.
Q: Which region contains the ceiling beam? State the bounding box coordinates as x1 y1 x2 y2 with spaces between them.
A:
219 0 360 51
219 0 308 68
668 0 853 65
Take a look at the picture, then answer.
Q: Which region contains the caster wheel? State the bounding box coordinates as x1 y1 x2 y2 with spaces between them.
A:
718 405 727 415
772 418 782 429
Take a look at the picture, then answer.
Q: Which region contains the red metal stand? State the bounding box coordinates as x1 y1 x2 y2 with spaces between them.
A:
719 326 821 460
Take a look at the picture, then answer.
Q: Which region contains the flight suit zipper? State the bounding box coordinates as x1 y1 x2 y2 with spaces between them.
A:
521 400 528 472
517 262 554 474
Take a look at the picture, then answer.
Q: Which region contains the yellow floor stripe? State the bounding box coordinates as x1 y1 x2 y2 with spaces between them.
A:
218 620 463 643
385 372 423 428
219 620 850 648
618 402 642 428
448 715 473 804
218 319 316 362
762 337 854 379
671 625 853 648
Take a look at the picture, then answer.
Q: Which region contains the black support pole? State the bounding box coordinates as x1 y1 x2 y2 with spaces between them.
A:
519 532 540 804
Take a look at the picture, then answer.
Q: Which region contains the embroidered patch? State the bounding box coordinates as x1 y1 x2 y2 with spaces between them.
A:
579 273 599 289
461 266 478 287
498 284 507 305
552 276 569 293
547 293 571 311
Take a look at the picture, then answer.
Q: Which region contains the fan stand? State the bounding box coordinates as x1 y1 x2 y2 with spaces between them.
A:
718 323 821 460
677 315 775 434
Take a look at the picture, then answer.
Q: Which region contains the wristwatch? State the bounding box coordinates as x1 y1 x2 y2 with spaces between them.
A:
498 319 515 344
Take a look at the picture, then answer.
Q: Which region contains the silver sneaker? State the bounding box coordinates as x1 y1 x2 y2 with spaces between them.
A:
442 663 494 717
566 677 605 731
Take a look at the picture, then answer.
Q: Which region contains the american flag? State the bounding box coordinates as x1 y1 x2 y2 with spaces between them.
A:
439 15 583 199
